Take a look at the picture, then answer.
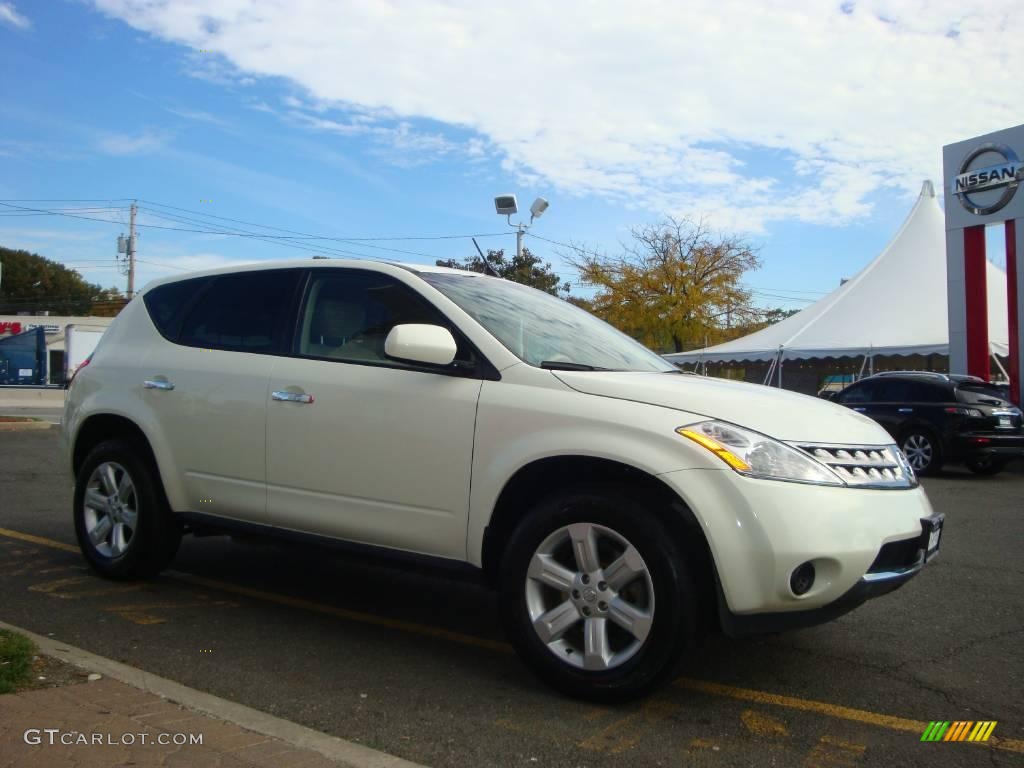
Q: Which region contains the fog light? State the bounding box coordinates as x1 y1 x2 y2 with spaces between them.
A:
790 562 816 596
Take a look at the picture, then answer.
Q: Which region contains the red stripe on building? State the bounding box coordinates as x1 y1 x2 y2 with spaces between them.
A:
963 225 989 381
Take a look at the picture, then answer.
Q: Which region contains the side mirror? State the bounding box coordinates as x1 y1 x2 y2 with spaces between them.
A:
384 324 458 366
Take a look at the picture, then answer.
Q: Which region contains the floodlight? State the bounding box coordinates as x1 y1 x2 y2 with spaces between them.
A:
494 194 518 215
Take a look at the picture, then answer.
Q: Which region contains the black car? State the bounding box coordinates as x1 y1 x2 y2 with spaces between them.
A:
831 372 1024 476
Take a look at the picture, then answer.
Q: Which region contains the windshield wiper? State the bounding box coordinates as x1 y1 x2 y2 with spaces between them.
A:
540 361 608 371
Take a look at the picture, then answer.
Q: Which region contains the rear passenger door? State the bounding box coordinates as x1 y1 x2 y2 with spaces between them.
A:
141 269 302 522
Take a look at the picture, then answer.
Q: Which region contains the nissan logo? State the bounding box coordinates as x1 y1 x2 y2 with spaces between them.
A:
952 142 1022 216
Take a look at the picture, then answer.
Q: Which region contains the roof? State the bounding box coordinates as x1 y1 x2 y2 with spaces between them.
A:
137 258 475 294
665 181 1010 363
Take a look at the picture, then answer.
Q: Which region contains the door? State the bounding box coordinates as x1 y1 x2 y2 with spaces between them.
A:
266 269 483 559
140 270 301 522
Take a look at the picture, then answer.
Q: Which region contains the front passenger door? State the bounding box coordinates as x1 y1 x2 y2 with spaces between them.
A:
265 269 483 559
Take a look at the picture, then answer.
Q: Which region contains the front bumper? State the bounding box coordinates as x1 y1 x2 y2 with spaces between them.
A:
658 467 938 623
719 513 943 635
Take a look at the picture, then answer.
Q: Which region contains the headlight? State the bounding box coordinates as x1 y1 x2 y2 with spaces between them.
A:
676 420 843 486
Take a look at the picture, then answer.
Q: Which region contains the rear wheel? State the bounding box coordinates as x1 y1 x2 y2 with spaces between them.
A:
901 430 943 476
499 485 696 702
73 439 181 579
965 455 1009 476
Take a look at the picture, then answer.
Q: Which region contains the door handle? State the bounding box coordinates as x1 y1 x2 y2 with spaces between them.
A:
853 407 867 412
898 408 913 413
272 390 314 404
143 379 175 391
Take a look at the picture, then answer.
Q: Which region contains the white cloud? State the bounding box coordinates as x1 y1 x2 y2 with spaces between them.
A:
96 129 169 155
89 0 1022 231
0 2 30 29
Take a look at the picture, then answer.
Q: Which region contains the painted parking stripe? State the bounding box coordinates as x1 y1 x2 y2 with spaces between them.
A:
1 526 1021 754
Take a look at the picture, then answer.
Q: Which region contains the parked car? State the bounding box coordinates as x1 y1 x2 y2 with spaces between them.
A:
830 372 1024 476
62 261 941 701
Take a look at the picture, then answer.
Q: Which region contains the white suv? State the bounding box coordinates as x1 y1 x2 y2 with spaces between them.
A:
62 260 942 700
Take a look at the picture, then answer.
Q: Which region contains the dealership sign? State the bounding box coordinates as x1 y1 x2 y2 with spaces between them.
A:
952 143 1022 216
0 322 61 335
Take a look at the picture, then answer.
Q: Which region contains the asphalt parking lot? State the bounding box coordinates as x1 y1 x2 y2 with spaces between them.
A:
0 428 1021 767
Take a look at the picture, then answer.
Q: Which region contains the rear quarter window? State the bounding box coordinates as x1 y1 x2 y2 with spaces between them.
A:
143 277 211 342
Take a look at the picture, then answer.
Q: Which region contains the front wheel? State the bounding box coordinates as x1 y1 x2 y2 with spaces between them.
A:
499 486 697 702
73 439 181 579
965 455 1009 476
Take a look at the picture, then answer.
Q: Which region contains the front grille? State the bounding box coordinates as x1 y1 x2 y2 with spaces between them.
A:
790 443 915 489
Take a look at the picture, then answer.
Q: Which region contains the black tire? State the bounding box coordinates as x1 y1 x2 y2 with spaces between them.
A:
73 439 181 579
499 484 697 702
900 429 943 476
965 455 1009 476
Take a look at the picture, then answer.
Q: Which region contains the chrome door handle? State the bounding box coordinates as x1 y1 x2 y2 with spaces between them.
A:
853 407 866 412
143 379 175 391
898 408 913 413
272 390 314 404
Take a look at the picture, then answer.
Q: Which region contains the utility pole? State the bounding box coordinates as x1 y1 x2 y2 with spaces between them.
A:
127 201 137 299
516 226 524 261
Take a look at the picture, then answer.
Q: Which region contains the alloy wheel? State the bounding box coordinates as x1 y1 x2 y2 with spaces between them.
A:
82 461 139 558
524 522 655 671
902 434 933 471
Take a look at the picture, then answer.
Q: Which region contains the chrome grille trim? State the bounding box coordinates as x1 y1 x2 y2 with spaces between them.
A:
788 442 916 489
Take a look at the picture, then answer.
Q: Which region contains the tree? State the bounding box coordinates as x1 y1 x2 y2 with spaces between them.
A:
0 246 120 315
436 246 566 296
564 217 761 353
90 286 128 317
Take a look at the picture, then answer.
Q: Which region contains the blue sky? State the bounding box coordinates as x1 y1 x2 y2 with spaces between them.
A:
0 1 1018 310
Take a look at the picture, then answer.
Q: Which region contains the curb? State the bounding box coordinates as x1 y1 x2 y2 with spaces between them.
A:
0 620 428 768
0 420 53 431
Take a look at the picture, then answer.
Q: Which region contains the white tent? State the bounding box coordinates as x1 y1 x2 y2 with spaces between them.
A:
665 181 1009 366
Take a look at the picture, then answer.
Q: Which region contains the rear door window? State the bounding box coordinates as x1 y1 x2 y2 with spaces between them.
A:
905 381 947 403
872 380 912 402
178 270 301 354
836 381 876 404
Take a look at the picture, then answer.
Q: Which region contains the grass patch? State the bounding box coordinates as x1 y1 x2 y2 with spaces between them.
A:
0 629 35 693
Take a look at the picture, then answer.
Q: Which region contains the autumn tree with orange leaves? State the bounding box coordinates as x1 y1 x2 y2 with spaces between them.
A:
564 217 761 353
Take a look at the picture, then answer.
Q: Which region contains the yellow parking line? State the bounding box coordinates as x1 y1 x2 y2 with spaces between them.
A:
0 527 79 553
1 526 1021 754
675 679 1024 754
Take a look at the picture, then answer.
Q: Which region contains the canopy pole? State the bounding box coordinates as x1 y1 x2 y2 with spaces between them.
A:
992 351 1009 381
868 344 874 376
777 346 784 389
857 353 868 380
763 355 777 386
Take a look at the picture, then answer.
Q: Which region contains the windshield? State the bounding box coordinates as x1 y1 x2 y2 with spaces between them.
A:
420 272 676 373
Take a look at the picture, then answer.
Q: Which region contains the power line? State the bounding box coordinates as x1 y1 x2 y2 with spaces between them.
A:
136 204 440 260
137 199 507 242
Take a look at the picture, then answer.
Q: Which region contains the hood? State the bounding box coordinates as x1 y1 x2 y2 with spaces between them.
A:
552 371 892 445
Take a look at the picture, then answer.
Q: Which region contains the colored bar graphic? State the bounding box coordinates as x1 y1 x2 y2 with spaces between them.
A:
944 721 969 741
921 721 949 741
923 720 997 742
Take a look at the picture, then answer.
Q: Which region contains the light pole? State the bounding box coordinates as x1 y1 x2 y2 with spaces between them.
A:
494 194 549 260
